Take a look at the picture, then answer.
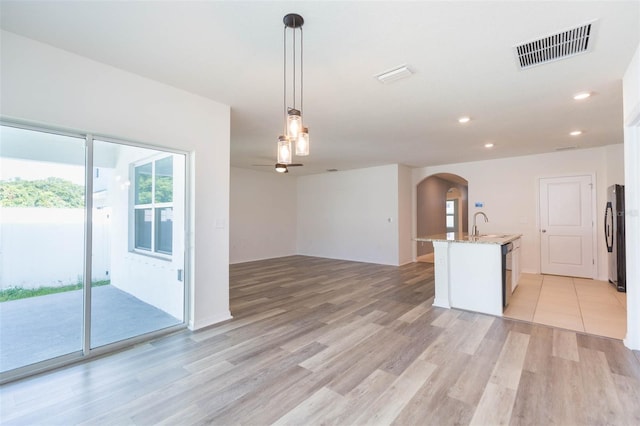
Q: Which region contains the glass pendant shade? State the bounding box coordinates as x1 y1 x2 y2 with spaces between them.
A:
287 109 302 139
277 135 292 164
296 127 309 156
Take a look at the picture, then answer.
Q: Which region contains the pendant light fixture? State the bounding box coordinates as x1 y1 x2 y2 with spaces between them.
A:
277 13 309 164
277 135 292 164
296 126 309 156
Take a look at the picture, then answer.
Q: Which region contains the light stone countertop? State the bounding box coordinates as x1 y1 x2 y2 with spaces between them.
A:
415 232 522 245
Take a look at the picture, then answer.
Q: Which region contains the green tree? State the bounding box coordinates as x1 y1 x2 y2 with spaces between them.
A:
0 177 84 207
155 175 173 202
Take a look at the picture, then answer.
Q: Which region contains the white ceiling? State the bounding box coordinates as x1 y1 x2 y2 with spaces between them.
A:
1 1 639 175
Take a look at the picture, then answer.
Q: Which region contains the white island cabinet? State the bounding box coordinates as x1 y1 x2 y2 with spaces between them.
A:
417 233 522 317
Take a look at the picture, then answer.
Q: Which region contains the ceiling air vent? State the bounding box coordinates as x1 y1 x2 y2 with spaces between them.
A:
555 146 578 152
514 22 594 69
375 65 413 84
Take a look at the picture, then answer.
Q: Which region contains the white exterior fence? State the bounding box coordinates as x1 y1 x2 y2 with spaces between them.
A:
0 207 110 290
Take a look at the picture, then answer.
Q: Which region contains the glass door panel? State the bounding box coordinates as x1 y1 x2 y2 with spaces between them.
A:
90 140 185 348
0 125 86 372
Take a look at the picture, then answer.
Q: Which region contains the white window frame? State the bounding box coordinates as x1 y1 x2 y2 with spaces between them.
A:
445 199 459 232
131 155 174 258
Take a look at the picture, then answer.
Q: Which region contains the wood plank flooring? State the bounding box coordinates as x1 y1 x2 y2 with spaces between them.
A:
2 255 640 425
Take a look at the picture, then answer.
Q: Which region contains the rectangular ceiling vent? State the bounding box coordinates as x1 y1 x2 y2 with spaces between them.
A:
555 145 578 152
515 22 594 70
375 65 413 84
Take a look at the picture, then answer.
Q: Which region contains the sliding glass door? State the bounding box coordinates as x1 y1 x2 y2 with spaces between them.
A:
0 125 86 372
0 123 187 380
90 140 185 348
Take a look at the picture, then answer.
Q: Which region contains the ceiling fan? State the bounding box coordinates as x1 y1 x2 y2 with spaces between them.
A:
251 163 304 173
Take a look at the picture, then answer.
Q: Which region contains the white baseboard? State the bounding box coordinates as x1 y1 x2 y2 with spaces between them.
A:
624 334 640 351
432 297 451 309
189 311 233 331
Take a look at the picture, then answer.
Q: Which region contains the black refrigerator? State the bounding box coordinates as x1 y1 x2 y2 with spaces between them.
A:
605 184 626 292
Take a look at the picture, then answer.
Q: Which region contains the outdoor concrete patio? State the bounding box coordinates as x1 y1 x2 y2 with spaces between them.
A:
0 285 182 372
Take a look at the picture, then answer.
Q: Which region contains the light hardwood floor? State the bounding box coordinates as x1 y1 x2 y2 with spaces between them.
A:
1 256 640 425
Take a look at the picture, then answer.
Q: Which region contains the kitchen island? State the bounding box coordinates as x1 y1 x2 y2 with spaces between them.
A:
416 232 522 316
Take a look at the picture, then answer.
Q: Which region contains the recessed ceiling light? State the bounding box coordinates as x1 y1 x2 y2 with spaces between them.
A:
484 143 494 148
458 116 471 124
573 92 591 100
570 130 583 136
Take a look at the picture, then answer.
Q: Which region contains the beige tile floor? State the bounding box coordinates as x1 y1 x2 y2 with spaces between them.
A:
503 273 627 339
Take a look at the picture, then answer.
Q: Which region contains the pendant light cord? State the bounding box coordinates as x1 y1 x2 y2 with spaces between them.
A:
300 27 303 117
283 24 287 135
281 15 305 138
292 16 296 111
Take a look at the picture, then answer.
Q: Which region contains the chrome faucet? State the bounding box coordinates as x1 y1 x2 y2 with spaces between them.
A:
472 212 489 236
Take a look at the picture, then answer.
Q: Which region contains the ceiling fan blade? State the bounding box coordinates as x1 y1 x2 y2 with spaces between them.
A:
253 163 303 171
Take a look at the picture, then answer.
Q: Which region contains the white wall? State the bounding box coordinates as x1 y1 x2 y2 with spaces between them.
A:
107 148 186 320
297 164 401 265
623 42 640 350
605 144 625 186
230 167 297 264
412 145 624 281
0 31 231 330
398 164 413 265
623 44 640 123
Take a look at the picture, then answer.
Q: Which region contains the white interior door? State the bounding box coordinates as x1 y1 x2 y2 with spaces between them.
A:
539 175 594 278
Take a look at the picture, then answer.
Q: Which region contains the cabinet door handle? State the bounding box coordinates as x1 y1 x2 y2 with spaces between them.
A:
541 229 547 233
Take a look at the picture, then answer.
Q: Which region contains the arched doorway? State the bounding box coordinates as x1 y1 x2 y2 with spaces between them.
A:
416 173 468 263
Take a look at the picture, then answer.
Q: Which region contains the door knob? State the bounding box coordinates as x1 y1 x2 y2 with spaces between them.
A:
541 229 547 233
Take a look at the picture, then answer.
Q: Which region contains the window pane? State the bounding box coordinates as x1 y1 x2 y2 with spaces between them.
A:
446 200 455 215
135 208 152 250
92 141 184 351
0 125 85 373
155 157 173 203
446 215 455 228
155 207 173 254
135 163 152 204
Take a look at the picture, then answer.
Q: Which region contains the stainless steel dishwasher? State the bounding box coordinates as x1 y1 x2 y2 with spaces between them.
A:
501 242 513 308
